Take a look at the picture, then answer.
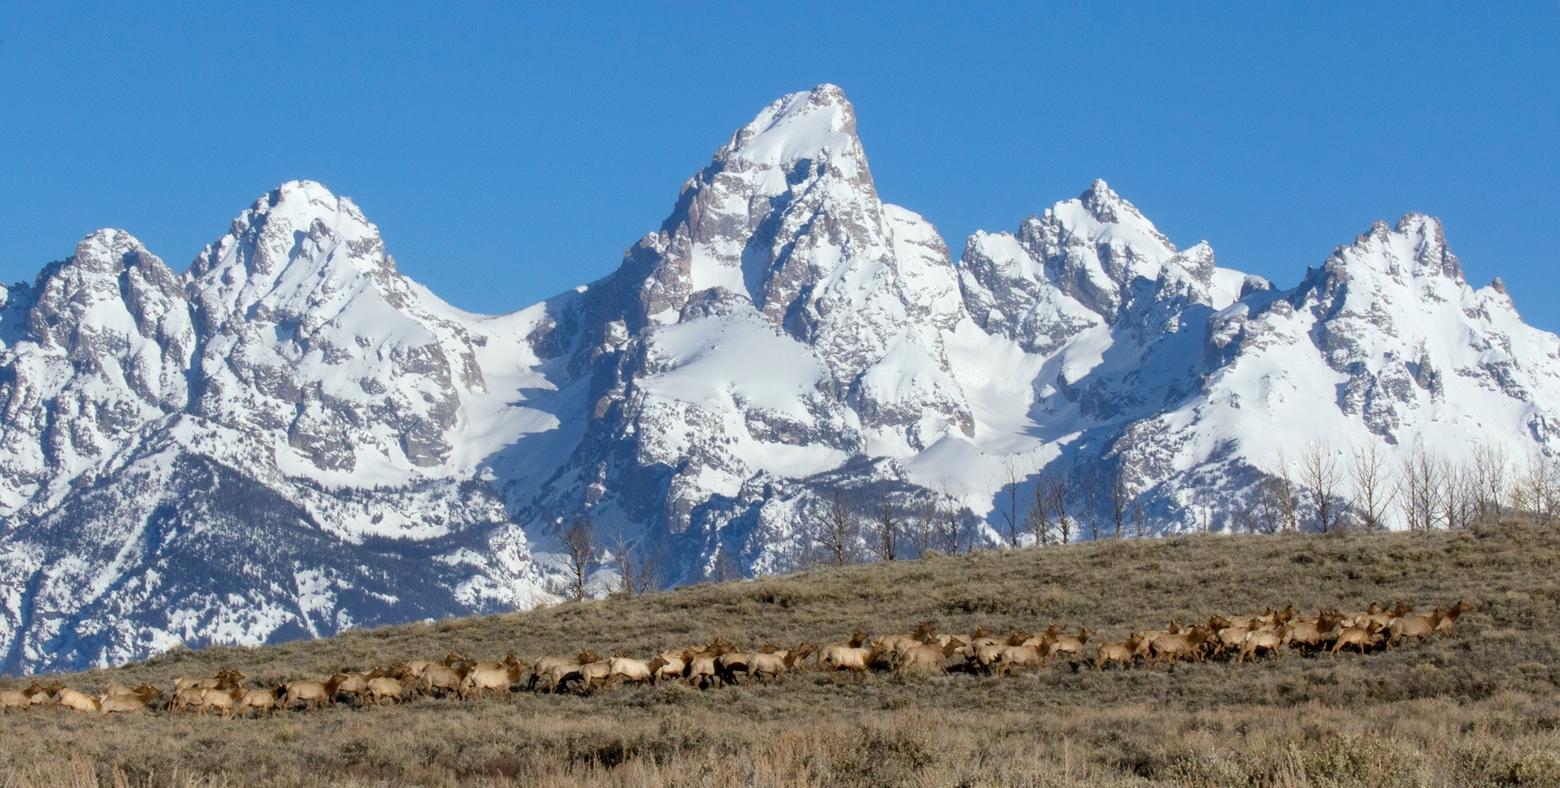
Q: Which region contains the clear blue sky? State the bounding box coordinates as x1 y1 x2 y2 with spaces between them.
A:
4 4 1558 329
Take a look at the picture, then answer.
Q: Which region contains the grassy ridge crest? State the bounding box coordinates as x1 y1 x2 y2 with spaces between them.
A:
4 523 1560 786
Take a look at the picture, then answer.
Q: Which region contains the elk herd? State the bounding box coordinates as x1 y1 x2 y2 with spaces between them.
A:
0 599 1471 719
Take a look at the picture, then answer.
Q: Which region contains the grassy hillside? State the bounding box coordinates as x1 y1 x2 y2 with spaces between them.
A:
4 523 1560 787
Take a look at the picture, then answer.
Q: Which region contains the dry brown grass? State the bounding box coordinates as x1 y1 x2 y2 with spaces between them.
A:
3 522 1559 786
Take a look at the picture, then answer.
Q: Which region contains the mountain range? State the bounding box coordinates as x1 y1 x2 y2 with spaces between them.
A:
3 83 1556 674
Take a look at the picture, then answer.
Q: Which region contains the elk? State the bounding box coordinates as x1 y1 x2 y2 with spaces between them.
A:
55 688 100 713
169 686 209 713
748 644 817 682
400 661 434 679
366 676 406 705
716 645 764 685
875 622 938 660
419 663 464 697
1331 621 1383 655
648 650 685 683
26 681 63 708
454 655 527 698
232 686 284 717
1435 600 1472 637
196 688 238 718
459 664 519 700
98 692 155 715
527 650 602 693
283 678 337 710
99 684 162 715
1148 626 1210 665
0 687 30 712
888 641 956 676
1211 623 1252 658
1284 610 1343 653
331 672 372 704
1094 633 1144 671
682 643 731 690
967 625 1004 651
967 640 1010 674
818 640 878 683
1386 608 1446 648
605 657 656 687
174 669 242 694
992 643 1047 675
1047 627 1095 661
1237 626 1289 663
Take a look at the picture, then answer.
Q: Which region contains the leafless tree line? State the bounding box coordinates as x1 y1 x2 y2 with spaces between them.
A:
820 439 1558 567
559 439 1557 597
810 462 1155 571
810 486 971 567
560 516 663 602
1249 439 1558 534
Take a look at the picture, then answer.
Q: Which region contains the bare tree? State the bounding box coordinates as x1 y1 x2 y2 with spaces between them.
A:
871 500 899 561
940 502 964 555
1520 450 1558 525
995 458 1023 547
606 526 637 598
1081 465 1103 541
909 491 938 558
1300 441 1345 533
933 484 965 554
1109 470 1130 539
1440 458 1478 531
626 545 659 595
816 488 858 567
1042 471 1074 544
1470 441 1508 525
1397 447 1444 532
1349 442 1395 531
563 517 596 602
1251 478 1284 534
1508 474 1533 521
1131 499 1148 538
1027 476 1052 546
1273 449 1301 532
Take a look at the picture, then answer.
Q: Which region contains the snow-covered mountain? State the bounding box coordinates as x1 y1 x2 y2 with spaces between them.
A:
4 84 1557 673
0 187 553 674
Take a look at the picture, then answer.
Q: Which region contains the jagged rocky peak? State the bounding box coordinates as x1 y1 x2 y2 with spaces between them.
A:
719 82 864 173
199 180 383 273
64 228 158 273
0 227 195 521
189 180 398 324
1074 178 1160 234
530 84 976 544
961 180 1239 350
1325 212 1465 286
1040 179 1176 255
1028 180 1202 319
618 83 891 327
179 180 487 473
19 228 193 363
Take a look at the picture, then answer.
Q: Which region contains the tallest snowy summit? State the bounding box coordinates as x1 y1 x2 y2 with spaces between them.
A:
720 83 860 168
